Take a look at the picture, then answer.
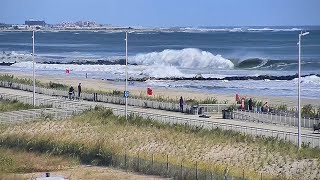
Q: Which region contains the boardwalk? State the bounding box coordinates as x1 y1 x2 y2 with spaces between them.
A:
1 86 319 148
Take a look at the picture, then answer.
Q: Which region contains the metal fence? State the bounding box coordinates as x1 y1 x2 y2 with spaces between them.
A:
1 82 320 148
199 104 230 114
0 92 90 109
0 108 85 124
233 109 320 129
104 106 320 148
0 81 231 115
110 153 238 180
0 92 91 124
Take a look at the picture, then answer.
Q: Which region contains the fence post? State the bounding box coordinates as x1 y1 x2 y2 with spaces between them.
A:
151 154 154 172
195 161 198 180
243 168 245 179
138 152 140 172
223 166 229 180
166 154 169 172
180 161 183 180
125 153 127 172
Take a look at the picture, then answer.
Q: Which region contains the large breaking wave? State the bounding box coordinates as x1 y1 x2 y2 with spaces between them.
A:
130 48 234 69
235 58 320 71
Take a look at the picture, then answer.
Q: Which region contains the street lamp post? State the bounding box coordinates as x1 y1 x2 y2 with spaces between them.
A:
125 31 128 121
32 30 36 106
298 31 309 150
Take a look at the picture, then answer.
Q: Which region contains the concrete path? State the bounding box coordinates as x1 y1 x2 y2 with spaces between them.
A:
1 87 319 148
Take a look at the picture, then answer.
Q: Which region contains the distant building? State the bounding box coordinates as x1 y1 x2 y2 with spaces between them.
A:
12 24 28 30
25 19 46 27
75 21 96 27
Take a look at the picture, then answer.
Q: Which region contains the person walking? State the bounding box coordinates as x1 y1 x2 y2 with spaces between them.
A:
77 83 82 99
179 96 184 113
263 102 269 112
68 86 74 100
248 98 253 111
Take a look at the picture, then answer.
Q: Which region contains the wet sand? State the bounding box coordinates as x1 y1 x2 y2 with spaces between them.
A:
1 72 319 108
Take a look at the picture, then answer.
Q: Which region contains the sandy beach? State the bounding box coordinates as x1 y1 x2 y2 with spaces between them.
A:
2 165 164 180
1 71 319 108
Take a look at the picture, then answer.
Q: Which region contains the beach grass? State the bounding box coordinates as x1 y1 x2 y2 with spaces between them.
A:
1 107 319 179
0 98 51 113
0 74 68 90
0 147 79 174
0 74 225 104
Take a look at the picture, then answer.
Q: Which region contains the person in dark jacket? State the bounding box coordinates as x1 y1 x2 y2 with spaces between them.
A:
248 98 253 111
179 96 184 113
68 86 74 100
77 83 82 98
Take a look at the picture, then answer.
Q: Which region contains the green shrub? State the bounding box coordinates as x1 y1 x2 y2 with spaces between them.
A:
112 90 122 95
302 104 316 118
199 97 218 104
48 81 68 90
277 104 288 112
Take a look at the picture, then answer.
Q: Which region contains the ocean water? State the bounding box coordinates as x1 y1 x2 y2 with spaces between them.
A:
0 28 320 99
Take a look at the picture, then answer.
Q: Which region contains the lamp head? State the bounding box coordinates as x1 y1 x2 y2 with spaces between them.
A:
301 32 309 36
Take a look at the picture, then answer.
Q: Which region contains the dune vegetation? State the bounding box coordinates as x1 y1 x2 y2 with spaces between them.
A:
0 147 78 175
0 99 51 113
1 107 320 179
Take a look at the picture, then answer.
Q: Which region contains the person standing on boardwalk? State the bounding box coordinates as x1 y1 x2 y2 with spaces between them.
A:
68 86 74 100
77 83 82 99
179 96 184 113
263 102 269 112
248 98 253 111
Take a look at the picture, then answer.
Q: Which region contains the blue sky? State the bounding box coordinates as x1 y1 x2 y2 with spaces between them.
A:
2 0 320 27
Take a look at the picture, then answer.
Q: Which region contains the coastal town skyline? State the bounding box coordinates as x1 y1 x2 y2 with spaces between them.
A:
2 0 320 27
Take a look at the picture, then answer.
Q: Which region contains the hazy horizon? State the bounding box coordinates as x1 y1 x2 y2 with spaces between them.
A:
2 0 320 27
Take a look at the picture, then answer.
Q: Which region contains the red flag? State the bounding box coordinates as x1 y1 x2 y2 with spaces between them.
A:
147 88 153 95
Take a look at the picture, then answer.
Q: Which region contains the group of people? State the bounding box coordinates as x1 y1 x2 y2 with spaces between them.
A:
68 83 82 100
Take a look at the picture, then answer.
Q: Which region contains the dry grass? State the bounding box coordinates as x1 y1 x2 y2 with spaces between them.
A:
0 147 163 179
0 147 78 174
1 108 320 179
0 99 36 112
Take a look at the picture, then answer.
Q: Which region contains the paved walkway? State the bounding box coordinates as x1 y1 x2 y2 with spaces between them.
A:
1 87 319 147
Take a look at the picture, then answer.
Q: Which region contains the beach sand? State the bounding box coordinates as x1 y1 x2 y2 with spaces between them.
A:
2 165 164 180
1 72 319 108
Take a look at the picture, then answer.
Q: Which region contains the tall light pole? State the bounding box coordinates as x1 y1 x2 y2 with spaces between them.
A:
32 30 36 106
125 31 128 121
298 31 309 150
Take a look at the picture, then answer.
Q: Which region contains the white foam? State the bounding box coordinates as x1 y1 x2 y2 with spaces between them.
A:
247 27 301 32
130 48 234 69
293 75 320 85
11 61 187 78
141 65 185 78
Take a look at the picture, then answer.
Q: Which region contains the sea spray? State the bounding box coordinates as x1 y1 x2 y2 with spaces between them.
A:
130 48 234 69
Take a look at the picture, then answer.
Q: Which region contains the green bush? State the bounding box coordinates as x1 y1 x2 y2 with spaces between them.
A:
112 90 122 95
0 99 51 112
302 104 316 118
48 81 68 90
199 97 218 104
277 104 288 112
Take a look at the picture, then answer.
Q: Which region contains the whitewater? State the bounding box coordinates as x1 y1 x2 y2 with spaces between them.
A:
0 29 320 99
